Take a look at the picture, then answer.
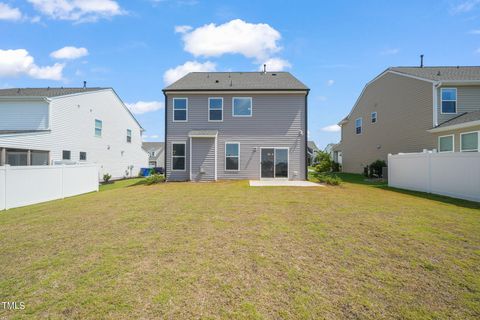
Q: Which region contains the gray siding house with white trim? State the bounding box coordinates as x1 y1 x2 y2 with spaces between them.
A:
163 72 309 182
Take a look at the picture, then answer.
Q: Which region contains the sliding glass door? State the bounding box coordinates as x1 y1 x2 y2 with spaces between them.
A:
261 148 289 179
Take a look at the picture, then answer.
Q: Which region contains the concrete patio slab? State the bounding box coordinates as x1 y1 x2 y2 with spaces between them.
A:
249 180 323 187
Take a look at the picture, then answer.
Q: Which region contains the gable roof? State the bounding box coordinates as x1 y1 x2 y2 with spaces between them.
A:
389 66 480 81
307 141 319 151
338 66 480 126
0 87 144 131
142 142 164 150
163 72 309 91
0 87 108 97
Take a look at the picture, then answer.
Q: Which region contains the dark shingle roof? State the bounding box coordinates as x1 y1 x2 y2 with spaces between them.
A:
0 87 108 98
437 111 480 128
389 67 480 81
164 72 309 91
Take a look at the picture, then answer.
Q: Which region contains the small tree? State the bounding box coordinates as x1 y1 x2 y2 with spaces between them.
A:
103 173 112 183
314 151 332 173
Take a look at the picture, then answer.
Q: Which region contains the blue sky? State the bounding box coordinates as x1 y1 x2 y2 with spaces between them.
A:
1 0 480 149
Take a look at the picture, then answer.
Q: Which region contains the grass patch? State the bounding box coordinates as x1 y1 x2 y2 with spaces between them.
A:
1 177 479 319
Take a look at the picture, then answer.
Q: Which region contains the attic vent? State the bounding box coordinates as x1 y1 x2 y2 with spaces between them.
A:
437 71 441 76
272 73 277 76
215 80 219 83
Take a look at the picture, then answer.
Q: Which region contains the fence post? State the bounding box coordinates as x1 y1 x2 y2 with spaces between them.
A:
4 165 9 210
387 153 392 186
427 152 432 194
61 164 65 199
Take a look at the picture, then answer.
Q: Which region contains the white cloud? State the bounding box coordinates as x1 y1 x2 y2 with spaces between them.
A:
380 48 399 55
326 79 335 86
259 58 291 71
321 124 341 132
0 49 64 80
126 101 164 114
0 2 22 21
452 0 480 13
317 96 327 102
475 48 480 54
27 0 125 22
174 25 192 33
163 60 216 85
181 19 281 61
469 29 480 34
50 46 89 60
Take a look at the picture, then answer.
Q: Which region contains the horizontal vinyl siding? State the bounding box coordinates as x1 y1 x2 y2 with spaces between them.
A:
433 125 480 152
0 90 148 179
191 138 215 181
166 94 306 180
0 101 49 130
437 86 480 124
339 73 434 173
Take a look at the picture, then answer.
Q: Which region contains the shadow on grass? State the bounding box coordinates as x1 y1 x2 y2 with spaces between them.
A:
311 172 480 209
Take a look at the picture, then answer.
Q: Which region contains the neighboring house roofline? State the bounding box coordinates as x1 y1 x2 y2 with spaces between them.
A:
338 69 437 126
0 88 144 131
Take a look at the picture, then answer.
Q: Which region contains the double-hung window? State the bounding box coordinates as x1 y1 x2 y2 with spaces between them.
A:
460 131 479 152
79 152 87 161
232 97 252 117
126 129 132 143
63 150 71 160
225 143 240 171
438 135 454 153
355 117 362 134
172 143 186 170
209 97 223 121
173 98 188 122
371 112 377 123
95 119 102 137
441 88 457 114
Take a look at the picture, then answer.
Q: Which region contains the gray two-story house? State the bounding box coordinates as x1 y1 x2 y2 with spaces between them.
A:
335 66 480 173
163 72 309 181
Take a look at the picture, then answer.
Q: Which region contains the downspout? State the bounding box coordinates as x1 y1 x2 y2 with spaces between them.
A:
163 91 168 180
305 90 309 180
432 82 440 127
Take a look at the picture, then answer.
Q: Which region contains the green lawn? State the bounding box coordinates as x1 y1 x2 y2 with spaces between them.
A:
1 176 479 319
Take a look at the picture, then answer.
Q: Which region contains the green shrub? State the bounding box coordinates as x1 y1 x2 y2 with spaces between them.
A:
144 174 165 185
332 162 341 172
313 173 342 185
103 173 112 183
314 151 332 173
369 160 387 178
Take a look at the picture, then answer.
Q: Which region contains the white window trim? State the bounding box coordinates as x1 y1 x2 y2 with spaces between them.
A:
126 129 132 143
460 131 479 152
371 112 377 124
355 117 362 135
208 97 223 122
95 119 102 137
171 141 187 171
173 98 188 122
438 134 454 153
440 88 457 115
225 142 240 171
232 97 253 117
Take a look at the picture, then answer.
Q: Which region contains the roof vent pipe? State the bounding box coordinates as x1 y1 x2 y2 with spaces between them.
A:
263 64 266 74
420 54 424 68
83 81 87 88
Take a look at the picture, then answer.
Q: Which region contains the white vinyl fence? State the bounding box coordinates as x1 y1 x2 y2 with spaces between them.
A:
388 151 480 202
0 164 99 210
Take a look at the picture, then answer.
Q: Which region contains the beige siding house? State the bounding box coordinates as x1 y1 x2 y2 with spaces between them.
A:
335 67 480 173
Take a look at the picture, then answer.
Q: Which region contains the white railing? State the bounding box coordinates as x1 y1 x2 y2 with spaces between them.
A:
0 164 99 210
388 151 480 202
